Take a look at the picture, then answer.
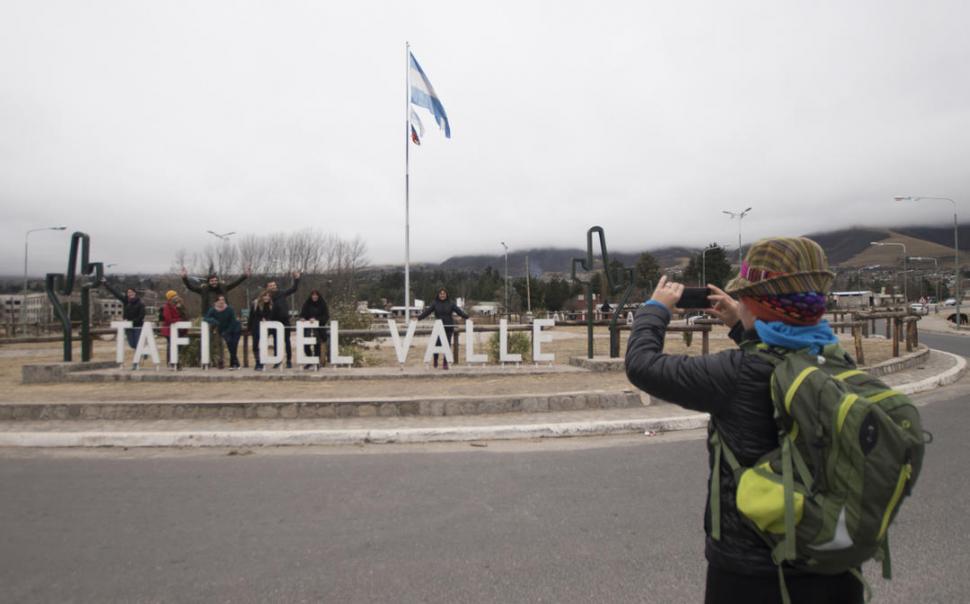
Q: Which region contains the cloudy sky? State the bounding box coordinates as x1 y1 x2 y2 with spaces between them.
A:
2 0 968 276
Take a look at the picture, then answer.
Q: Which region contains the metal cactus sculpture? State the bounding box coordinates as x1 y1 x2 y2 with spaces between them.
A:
45 232 104 361
570 226 636 358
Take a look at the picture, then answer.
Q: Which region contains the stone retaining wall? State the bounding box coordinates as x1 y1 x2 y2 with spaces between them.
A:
0 390 643 422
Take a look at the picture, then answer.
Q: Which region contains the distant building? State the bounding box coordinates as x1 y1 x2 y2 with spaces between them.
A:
831 291 874 309
94 296 124 321
0 293 50 325
389 299 424 318
831 290 903 309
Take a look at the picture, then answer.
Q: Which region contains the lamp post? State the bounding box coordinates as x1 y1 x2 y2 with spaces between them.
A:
206 230 236 242
722 207 752 268
870 242 907 303
908 257 940 307
500 241 510 318
895 196 961 325
23 226 67 331
701 244 719 287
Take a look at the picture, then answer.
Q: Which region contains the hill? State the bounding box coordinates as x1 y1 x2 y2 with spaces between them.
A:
437 224 970 278
438 246 697 278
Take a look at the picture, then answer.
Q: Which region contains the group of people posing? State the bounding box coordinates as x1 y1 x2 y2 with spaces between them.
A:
101 269 329 370
100 270 469 371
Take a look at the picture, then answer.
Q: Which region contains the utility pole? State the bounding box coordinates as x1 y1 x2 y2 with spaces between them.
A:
525 255 532 315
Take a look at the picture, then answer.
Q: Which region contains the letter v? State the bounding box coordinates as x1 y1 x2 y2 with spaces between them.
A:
388 319 418 364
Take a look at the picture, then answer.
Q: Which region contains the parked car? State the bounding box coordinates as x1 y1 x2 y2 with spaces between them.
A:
944 298 958 306
909 303 928 315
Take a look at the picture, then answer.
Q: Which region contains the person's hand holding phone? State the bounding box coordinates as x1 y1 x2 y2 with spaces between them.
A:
707 284 740 327
650 275 684 311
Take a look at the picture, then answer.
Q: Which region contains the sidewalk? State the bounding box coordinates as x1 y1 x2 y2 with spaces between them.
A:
915 311 970 337
0 349 964 448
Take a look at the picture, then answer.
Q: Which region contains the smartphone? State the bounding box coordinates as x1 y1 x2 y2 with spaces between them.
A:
676 287 713 309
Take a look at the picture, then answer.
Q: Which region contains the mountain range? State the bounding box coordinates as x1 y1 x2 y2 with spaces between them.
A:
436 225 970 278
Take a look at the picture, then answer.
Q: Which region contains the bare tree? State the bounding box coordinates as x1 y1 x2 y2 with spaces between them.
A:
172 229 369 305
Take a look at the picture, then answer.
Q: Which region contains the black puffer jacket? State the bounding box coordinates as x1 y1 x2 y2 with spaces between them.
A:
625 303 782 575
417 298 469 326
102 281 146 327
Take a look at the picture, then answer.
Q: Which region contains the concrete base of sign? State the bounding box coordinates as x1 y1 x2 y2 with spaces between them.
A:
21 361 118 384
0 389 644 422
568 356 625 372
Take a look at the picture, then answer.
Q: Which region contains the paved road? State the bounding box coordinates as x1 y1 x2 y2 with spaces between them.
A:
2 383 968 603
919 330 970 357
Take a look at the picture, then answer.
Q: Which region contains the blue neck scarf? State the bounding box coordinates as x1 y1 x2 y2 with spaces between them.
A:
754 319 838 354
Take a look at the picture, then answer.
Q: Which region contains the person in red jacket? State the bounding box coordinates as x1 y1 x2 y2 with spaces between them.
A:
160 290 188 364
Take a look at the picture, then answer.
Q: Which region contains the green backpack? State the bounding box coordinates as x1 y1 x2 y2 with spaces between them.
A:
709 341 927 602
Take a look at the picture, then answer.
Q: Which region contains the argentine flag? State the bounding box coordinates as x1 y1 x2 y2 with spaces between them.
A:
409 52 451 139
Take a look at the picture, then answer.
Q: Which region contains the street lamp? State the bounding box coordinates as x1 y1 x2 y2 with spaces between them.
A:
500 241 510 317
22 226 67 331
701 244 719 287
908 257 940 305
206 230 236 241
722 207 752 267
896 196 961 325
870 241 907 303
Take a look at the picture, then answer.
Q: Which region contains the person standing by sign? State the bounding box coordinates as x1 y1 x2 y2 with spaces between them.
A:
179 266 251 314
299 289 330 368
266 271 301 369
417 287 469 369
203 295 241 370
100 279 146 350
249 290 274 371
180 266 250 367
160 290 187 363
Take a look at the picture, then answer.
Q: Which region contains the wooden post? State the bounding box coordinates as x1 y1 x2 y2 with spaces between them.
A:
892 318 901 357
853 324 865 366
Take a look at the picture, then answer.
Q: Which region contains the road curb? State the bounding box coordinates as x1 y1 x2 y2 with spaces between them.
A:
894 349 967 395
0 414 713 448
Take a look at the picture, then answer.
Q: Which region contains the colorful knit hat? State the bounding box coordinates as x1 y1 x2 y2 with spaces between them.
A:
165 290 178 301
725 236 834 297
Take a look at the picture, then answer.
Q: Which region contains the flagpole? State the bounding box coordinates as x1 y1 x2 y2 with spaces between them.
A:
404 41 411 320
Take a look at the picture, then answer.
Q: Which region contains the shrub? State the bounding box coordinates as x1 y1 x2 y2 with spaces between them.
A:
486 331 531 363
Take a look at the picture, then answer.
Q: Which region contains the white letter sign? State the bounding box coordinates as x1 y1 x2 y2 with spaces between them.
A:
259 321 285 367
133 322 160 367
295 320 319 365
169 321 192 365
387 320 418 364
464 320 487 364
329 320 353 365
532 318 555 363
423 320 454 364
111 320 132 364
499 319 522 363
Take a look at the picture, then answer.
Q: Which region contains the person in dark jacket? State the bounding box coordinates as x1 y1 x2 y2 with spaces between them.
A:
417 288 469 369
203 295 241 369
299 289 330 367
100 279 146 349
180 266 251 314
248 290 275 371
266 271 301 368
181 265 250 368
625 237 862 604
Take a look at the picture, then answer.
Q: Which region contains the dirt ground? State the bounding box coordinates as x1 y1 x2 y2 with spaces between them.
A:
0 325 897 403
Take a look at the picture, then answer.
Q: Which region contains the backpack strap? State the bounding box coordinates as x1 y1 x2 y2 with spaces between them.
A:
881 532 892 579
708 424 742 541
